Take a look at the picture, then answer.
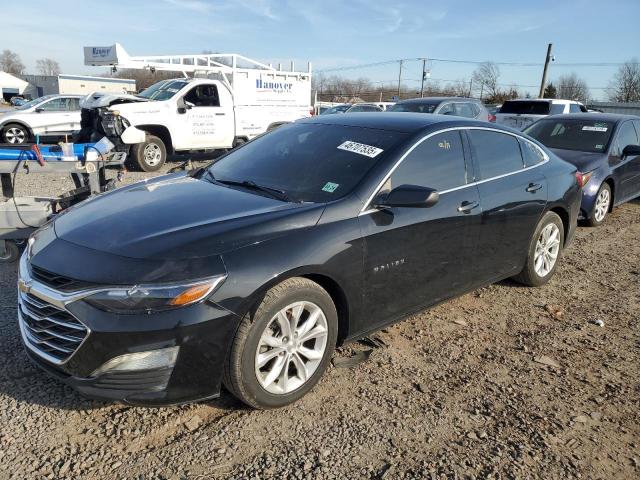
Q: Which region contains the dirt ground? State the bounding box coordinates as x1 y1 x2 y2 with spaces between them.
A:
0 161 638 479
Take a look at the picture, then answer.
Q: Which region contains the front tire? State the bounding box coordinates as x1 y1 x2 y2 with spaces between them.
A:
2 123 30 144
0 241 20 263
586 183 611 227
223 277 338 409
513 211 564 287
131 134 166 172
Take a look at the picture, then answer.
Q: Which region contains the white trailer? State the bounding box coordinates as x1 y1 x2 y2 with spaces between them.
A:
80 44 312 171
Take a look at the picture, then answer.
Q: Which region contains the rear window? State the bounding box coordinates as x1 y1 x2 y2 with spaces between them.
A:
524 119 615 153
499 101 550 115
388 102 438 113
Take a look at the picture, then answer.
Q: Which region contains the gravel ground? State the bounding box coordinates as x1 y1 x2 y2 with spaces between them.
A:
1 158 639 479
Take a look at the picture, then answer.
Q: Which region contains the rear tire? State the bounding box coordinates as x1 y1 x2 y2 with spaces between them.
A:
223 277 338 409
131 134 166 172
585 183 611 227
232 137 247 149
512 211 564 287
2 123 30 144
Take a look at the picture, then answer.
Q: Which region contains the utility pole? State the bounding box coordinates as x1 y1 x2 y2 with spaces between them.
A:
539 43 553 98
397 60 403 99
468 78 473 98
420 58 426 98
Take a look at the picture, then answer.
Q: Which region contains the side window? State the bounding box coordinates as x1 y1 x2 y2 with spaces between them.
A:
438 103 455 115
614 121 639 155
382 131 467 193
468 130 524 179
549 103 565 115
569 104 581 113
39 98 67 111
454 103 475 118
68 98 81 111
519 139 546 167
183 84 220 107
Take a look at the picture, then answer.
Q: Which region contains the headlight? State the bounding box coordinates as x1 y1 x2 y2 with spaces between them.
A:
84 275 226 314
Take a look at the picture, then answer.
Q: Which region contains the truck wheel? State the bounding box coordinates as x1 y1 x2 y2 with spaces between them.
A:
2 123 30 144
0 241 20 263
232 137 247 149
131 135 166 172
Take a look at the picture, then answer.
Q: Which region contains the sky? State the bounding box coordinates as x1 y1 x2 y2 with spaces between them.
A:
2 0 639 99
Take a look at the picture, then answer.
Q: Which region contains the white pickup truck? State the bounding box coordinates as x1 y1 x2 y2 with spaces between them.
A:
79 45 312 171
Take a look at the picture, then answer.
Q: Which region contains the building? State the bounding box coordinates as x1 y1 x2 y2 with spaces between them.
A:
19 74 136 98
0 71 29 101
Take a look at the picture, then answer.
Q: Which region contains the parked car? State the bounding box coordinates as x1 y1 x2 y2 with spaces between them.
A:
345 104 383 113
387 97 490 121
0 94 82 144
321 104 353 115
9 96 27 107
19 114 580 408
484 104 501 122
496 99 587 130
524 113 640 226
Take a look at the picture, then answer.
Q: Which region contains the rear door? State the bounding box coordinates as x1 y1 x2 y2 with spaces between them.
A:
612 120 640 201
30 97 76 135
359 129 481 328
175 83 234 149
466 128 548 283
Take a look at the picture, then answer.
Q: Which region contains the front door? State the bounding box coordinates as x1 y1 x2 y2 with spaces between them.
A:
358 130 481 331
612 120 640 202
175 83 234 149
466 129 548 282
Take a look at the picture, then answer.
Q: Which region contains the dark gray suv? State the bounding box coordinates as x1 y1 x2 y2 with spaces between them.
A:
388 97 490 121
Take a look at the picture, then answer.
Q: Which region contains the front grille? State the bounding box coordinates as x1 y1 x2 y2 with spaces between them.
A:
30 265 96 293
18 291 88 364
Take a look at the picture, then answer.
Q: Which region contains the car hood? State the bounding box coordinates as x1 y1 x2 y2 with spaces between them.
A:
548 148 607 172
80 92 149 109
53 173 324 260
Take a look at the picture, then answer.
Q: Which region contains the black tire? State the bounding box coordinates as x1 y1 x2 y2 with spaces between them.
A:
512 211 564 287
0 241 20 263
131 134 166 172
2 123 30 144
232 137 247 149
223 277 338 409
585 183 611 227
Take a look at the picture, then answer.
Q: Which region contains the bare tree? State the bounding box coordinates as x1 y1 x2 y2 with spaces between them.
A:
472 62 500 99
556 73 590 102
609 59 640 103
36 58 61 76
0 49 25 75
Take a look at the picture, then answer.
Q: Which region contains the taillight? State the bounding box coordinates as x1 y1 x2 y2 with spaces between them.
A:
310 108 316 116
488 113 496 122
576 171 592 188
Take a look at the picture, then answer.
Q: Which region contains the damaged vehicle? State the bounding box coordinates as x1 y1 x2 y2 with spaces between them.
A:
19 114 580 409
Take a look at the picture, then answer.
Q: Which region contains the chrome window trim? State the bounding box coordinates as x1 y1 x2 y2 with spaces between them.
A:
359 126 549 215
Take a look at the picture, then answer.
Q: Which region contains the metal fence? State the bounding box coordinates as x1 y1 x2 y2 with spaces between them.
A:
586 102 640 116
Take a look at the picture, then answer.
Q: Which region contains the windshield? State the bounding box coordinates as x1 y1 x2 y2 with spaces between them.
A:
137 80 189 100
387 102 438 113
499 101 550 115
207 123 407 203
321 105 351 115
16 95 54 110
524 119 614 153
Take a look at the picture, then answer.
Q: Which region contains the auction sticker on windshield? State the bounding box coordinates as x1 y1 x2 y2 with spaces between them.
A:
337 141 384 158
582 125 608 132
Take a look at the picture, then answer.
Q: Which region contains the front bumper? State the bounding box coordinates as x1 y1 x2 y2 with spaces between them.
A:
17 254 240 406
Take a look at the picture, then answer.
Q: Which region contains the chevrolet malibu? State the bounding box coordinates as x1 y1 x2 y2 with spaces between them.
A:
18 114 581 409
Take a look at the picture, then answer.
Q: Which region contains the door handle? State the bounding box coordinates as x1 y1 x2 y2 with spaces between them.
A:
457 200 479 213
215 113 225 116
526 183 543 193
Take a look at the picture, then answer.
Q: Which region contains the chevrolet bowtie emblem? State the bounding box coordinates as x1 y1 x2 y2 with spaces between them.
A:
18 279 31 294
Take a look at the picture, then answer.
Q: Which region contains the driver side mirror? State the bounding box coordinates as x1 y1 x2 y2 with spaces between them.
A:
177 99 194 114
373 184 439 209
622 144 640 158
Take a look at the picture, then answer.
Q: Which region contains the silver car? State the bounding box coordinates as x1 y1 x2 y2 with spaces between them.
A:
387 97 490 121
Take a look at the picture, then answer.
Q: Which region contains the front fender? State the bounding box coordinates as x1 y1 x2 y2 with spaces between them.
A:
121 125 146 144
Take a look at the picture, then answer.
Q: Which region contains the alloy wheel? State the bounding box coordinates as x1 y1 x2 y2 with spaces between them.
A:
5 127 26 144
534 223 561 277
255 301 328 395
594 188 610 223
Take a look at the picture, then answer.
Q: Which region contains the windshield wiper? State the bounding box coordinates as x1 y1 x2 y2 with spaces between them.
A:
202 171 289 202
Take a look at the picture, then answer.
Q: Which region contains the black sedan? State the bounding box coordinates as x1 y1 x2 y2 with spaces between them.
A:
525 113 640 226
18 114 580 408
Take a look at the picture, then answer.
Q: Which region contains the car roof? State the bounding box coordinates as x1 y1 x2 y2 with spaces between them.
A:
395 97 478 104
301 112 513 134
536 112 640 122
505 98 581 104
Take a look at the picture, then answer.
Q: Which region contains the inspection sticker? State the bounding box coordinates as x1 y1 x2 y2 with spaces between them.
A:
337 141 384 158
582 125 608 132
322 182 340 193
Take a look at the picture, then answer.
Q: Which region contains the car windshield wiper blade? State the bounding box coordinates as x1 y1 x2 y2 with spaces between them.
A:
204 172 289 202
